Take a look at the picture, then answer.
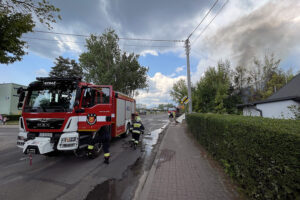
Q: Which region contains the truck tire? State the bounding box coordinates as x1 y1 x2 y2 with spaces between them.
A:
88 142 102 159
44 150 60 157
121 124 130 138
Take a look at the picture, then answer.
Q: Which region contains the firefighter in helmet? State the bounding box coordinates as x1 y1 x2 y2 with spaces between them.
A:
131 113 144 148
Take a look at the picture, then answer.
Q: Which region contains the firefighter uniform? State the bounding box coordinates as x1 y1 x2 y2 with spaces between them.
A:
131 116 144 145
99 125 111 164
172 111 176 119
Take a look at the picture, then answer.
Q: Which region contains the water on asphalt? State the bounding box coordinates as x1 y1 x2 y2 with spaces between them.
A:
85 119 169 200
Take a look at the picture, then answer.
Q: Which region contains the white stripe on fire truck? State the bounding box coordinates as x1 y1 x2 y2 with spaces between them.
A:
79 116 86 122
97 116 106 122
78 116 106 122
111 113 115 117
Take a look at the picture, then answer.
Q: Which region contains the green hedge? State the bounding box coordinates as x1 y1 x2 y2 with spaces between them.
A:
2 115 21 121
186 113 300 200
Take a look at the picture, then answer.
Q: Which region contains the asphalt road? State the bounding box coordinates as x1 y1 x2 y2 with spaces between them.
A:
0 113 169 200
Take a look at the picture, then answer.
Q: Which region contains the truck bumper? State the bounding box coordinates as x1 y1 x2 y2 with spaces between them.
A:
17 131 27 148
23 137 54 154
18 131 79 154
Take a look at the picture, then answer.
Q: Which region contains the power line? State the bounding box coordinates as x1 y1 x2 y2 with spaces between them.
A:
22 36 183 48
35 30 89 37
121 44 183 48
187 0 219 39
191 0 229 46
23 36 85 44
34 30 184 43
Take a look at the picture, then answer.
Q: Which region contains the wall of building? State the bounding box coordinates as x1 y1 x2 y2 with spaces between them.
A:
243 100 300 119
0 83 25 115
10 83 25 115
0 84 12 115
243 106 261 117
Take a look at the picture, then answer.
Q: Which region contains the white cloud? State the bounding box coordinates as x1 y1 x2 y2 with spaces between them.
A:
175 66 184 73
140 50 158 57
169 73 176 77
35 68 48 77
135 72 186 108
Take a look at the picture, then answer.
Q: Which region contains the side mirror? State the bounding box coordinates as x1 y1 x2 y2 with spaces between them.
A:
19 92 25 102
74 100 79 107
75 88 82 101
17 87 23 94
75 108 85 113
18 102 23 109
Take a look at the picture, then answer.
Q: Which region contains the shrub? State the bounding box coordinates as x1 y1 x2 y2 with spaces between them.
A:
2 114 21 121
187 113 300 200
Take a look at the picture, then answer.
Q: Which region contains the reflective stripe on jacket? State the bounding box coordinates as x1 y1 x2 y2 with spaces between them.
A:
132 121 144 134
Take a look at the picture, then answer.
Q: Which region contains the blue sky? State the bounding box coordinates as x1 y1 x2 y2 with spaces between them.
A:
1 0 300 107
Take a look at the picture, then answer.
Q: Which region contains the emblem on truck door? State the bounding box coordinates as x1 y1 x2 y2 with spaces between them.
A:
87 114 97 125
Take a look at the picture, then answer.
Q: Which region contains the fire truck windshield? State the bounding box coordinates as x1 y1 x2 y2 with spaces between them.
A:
24 88 76 113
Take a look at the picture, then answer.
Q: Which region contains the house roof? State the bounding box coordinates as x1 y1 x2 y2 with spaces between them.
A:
238 73 300 107
268 73 300 100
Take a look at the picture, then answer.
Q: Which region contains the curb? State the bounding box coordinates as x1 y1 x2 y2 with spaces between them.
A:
133 122 172 200
0 125 19 128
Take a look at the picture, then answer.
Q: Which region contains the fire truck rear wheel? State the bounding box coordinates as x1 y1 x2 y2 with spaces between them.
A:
88 143 103 159
121 124 130 138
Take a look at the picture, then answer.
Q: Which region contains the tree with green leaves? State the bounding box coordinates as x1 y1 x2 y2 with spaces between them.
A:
49 56 83 78
193 60 241 114
262 69 294 99
234 65 248 91
169 79 188 104
247 53 293 101
79 29 148 96
0 12 34 64
288 104 300 120
0 0 61 64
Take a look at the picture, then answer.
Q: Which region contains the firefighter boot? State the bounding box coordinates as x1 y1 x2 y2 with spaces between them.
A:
104 156 110 164
104 153 110 164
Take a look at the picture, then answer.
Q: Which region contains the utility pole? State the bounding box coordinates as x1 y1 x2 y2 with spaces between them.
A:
185 39 192 114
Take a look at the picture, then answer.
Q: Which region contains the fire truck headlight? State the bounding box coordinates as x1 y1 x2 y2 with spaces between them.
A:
57 132 79 150
18 136 25 140
61 137 77 143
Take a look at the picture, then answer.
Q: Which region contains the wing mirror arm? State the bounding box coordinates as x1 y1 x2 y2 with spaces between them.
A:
75 108 85 113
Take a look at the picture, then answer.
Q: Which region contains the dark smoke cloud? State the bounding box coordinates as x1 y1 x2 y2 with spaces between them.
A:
205 0 300 67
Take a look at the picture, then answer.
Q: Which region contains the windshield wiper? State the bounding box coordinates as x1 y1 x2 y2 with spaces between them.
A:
48 105 67 112
24 106 42 112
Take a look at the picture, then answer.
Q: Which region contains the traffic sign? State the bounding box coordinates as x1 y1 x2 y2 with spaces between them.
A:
181 96 189 104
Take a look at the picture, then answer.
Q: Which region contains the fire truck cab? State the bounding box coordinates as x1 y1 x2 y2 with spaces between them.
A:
17 77 135 158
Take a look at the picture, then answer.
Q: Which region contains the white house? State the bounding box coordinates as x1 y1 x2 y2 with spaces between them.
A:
239 73 300 119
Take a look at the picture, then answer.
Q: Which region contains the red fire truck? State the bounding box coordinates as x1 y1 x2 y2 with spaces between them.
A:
16 77 135 158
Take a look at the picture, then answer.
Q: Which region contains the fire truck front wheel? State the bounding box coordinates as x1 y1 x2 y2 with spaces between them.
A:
87 143 102 159
121 124 130 138
44 150 60 157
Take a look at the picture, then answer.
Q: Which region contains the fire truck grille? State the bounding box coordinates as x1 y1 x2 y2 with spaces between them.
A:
26 118 65 130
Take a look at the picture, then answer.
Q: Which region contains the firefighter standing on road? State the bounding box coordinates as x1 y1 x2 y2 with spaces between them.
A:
131 113 144 148
100 125 111 164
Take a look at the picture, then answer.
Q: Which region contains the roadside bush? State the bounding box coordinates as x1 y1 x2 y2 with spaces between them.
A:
186 113 300 200
2 114 21 121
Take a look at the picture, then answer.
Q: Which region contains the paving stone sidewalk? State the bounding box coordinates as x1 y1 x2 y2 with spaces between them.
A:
139 122 239 200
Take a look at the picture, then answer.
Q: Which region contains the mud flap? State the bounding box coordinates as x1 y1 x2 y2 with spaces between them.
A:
23 137 54 154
